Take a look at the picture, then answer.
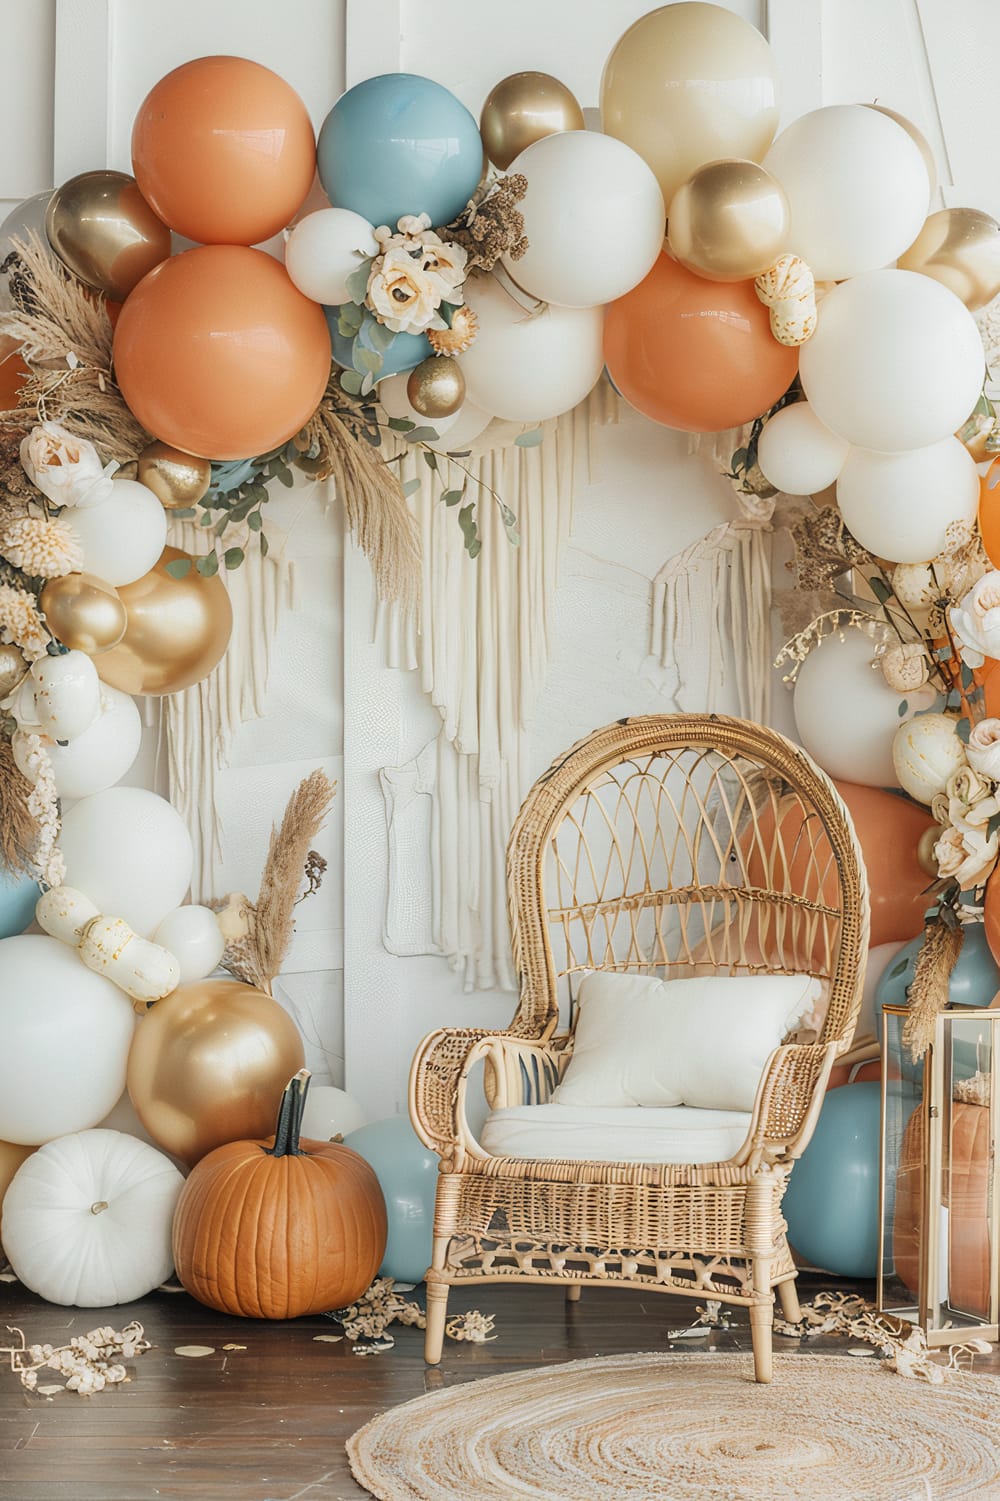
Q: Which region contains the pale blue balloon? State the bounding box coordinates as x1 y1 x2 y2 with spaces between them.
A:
783 1081 882 1278
0 867 39 939
317 73 484 230
343 1116 437 1284
326 307 431 379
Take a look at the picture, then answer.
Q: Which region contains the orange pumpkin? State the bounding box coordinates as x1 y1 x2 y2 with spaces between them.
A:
172 1069 387 1319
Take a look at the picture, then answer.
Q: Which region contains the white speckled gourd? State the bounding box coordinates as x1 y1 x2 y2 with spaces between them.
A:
34 887 180 1004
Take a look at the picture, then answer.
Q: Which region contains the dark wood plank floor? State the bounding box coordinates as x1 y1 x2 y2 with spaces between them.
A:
1 1274 993 1501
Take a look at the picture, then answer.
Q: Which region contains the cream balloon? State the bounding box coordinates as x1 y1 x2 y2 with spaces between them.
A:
67 478 168 587
30 687 140 799
153 905 225 984
792 627 928 787
892 713 967 804
501 132 665 308
29 650 101 742
799 270 985 453
425 401 494 453
836 438 979 564
378 372 461 437
0 935 135 1144
866 105 937 205
58 787 193 938
764 105 928 280
459 273 604 423
300 1084 367 1143
284 207 379 306
756 402 850 494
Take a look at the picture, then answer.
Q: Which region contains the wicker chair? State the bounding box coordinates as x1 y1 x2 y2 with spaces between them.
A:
409 714 870 1382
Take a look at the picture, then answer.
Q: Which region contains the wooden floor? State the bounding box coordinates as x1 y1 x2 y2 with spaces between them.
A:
1 1274 994 1501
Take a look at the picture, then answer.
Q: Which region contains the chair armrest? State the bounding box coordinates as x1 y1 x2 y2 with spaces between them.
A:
744 1039 841 1164
480 1036 569 1111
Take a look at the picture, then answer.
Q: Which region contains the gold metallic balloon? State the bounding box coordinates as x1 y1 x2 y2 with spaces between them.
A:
45 170 170 302
406 355 466 419
0 643 29 699
39 571 127 655
866 105 936 205
95 546 233 697
917 825 940 879
126 979 306 1166
480 72 585 172
898 207 1000 313
137 440 212 509
667 159 789 281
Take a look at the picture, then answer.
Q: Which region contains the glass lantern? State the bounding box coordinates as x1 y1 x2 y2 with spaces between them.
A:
879 1005 999 1345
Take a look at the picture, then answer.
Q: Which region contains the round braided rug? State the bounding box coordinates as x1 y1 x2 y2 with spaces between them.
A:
347 1352 1000 1500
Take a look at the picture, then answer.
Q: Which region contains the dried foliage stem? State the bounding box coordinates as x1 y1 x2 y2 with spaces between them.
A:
902 919 965 1062
0 738 40 874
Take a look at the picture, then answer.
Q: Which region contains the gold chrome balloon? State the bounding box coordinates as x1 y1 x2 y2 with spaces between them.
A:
95 546 233 697
667 159 789 281
898 207 1000 312
45 170 170 302
866 105 936 205
39 572 127 655
0 643 29 699
406 356 466 419
480 72 585 172
137 440 213 509
916 825 940 879
126 979 306 1165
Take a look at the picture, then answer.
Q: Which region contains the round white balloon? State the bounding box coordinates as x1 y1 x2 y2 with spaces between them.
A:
153 905 225 984
836 437 979 563
284 207 379 305
425 400 494 453
378 372 461 437
460 273 604 423
502 131 665 308
756 402 850 494
301 1084 367 1143
20 687 142 801
59 786 194 937
799 269 985 452
764 105 929 280
29 650 101 742
0 935 135 1144
793 627 927 787
68 478 167 587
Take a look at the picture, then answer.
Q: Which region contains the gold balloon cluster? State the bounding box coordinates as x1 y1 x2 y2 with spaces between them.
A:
97 547 233 697
39 573 126 654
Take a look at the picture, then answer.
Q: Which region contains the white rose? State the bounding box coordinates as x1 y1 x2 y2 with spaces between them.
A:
950 571 1000 669
967 718 1000 781
933 824 1000 891
366 247 444 334
418 232 468 296
20 422 119 510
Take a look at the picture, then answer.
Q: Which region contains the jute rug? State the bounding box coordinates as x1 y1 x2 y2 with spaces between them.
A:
347 1352 1000 1500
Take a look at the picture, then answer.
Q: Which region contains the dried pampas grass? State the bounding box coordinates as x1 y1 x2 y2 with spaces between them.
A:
0 738 40 876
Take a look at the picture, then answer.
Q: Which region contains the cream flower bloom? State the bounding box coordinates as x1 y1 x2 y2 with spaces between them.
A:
418 231 468 295
950 571 1000 669
933 823 1000 891
20 422 119 510
1 516 83 578
367 247 444 334
967 718 1000 782
879 641 929 693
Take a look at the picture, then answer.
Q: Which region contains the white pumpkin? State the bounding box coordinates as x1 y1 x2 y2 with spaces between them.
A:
892 712 967 804
1 1129 183 1306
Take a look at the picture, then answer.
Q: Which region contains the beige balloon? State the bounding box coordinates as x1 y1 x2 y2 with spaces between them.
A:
601 2 780 208
668 159 789 281
480 72 585 172
407 356 466 419
898 207 1000 312
866 105 937 204
45 170 170 302
137 440 212 509
39 571 127 654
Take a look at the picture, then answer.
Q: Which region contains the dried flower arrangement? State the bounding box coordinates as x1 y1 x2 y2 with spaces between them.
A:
2 1321 150 1395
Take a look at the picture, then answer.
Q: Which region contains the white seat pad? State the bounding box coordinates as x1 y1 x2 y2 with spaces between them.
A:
479 1103 752 1165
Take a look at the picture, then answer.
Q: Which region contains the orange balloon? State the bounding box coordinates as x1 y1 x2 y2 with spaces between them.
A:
131 56 316 246
604 251 798 432
979 455 1000 568
113 246 331 460
0 336 29 411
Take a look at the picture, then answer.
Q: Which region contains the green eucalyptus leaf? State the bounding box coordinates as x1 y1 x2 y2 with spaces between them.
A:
224 547 245 570
897 699 908 718
405 426 441 443
247 510 263 531
388 417 416 433
466 538 482 559
957 717 972 745
196 552 220 578
423 449 439 471
402 477 422 497
164 558 192 580
355 347 383 376
441 488 465 507
344 264 372 304
514 428 544 448
260 532 270 557
168 507 197 520
340 370 364 396
366 319 397 352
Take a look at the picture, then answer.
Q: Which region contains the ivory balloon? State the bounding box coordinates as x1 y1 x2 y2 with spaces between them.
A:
480 72 584 172
284 207 379 306
406 356 465 420
153 906 225 984
39 572 127 654
301 1084 366 1143
898 208 1000 313
126 979 306 1165
68 478 168 587
45 170 170 301
799 270 985 452
0 935 135 1144
59 786 193 937
96 547 233 697
756 401 850 494
836 437 979 564
378 372 460 437
501 132 665 308
16 686 141 800
764 105 929 280
668 159 789 281
866 105 937 204
30 650 101 742
425 400 493 453
792 627 927 787
136 442 211 510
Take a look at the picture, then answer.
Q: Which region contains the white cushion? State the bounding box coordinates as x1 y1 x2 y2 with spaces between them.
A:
552 970 821 1113
479 1103 752 1165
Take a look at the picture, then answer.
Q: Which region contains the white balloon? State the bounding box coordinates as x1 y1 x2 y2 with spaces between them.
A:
97 1089 188 1173
460 273 604 423
756 402 850 494
378 373 461 437
29 650 101 742
284 207 379 305
301 1084 367 1143
153 905 225 984
0 935 134 1144
16 686 141 800
764 105 929 280
793 627 929 787
67 479 167 587
502 131 665 308
59 787 193 937
799 270 984 452
836 437 979 564
425 401 494 453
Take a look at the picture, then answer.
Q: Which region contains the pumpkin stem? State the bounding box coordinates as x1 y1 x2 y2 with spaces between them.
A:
267 1068 311 1157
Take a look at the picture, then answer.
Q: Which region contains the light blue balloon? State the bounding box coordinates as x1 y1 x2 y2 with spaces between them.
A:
326 307 431 379
317 73 484 230
783 1081 882 1278
875 925 999 1083
343 1116 437 1284
0 867 39 939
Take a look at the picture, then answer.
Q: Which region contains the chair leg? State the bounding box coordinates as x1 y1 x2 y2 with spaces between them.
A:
750 1260 773 1384
566 1284 582 1303
425 1280 450 1365
777 1277 801 1323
